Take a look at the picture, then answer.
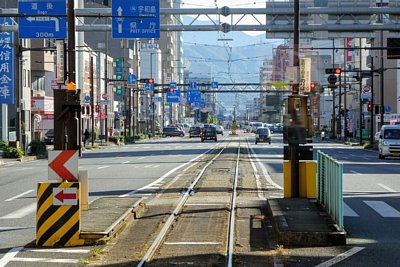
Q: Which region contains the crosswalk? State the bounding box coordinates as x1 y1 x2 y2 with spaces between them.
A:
344 200 400 218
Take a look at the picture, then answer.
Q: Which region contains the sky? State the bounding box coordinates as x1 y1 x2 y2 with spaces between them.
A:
180 0 267 36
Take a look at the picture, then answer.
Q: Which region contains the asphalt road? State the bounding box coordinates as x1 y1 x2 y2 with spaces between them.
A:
250 134 400 266
2 133 400 266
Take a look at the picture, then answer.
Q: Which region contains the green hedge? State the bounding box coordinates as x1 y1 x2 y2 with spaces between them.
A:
28 140 47 157
2 146 25 158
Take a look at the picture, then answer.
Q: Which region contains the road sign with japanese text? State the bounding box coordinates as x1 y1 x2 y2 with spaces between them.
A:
166 89 181 103
18 0 67 39
112 0 160 39
0 18 14 104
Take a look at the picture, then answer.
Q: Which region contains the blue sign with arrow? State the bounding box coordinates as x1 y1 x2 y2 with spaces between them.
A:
127 74 137 85
211 81 219 88
112 0 160 39
0 18 14 105
18 0 67 39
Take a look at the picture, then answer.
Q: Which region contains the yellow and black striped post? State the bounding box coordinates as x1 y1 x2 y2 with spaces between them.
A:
36 182 84 247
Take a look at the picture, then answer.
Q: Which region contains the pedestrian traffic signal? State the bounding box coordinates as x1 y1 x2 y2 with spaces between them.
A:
139 78 154 84
367 102 372 111
95 104 100 113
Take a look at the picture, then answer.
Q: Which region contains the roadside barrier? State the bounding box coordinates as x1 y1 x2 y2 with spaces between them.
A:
317 151 344 231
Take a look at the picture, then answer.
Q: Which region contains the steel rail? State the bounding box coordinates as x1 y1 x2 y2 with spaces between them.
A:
227 143 241 267
137 138 237 267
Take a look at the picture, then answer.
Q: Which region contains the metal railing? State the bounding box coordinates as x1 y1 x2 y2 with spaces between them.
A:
317 151 344 231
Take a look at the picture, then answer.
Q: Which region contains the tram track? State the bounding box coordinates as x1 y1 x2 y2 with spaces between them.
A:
91 136 280 266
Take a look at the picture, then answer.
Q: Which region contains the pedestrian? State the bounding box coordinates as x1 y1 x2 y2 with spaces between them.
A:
84 129 90 146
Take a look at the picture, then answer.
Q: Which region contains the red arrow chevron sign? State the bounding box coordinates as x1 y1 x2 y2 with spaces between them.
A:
48 150 78 181
53 188 78 206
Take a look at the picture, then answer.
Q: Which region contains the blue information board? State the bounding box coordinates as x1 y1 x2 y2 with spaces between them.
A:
0 18 14 105
190 81 197 89
112 0 160 39
187 90 201 103
211 81 219 89
18 0 67 39
127 74 137 85
166 90 181 103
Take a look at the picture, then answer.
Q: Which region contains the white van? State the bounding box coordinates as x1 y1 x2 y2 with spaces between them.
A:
378 125 400 159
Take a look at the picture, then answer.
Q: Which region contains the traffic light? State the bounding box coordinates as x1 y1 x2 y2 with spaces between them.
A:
168 87 174 93
325 68 342 74
95 104 100 113
367 102 372 111
310 82 316 91
139 78 154 84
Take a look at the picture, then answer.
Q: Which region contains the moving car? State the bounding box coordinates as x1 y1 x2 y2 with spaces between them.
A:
44 129 54 145
255 127 271 144
215 125 224 135
201 126 217 142
378 125 400 159
162 127 185 137
188 126 201 138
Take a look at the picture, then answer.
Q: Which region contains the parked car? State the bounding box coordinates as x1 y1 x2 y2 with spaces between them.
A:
255 127 271 144
215 125 224 135
201 126 217 142
44 129 54 145
189 126 202 138
162 127 185 137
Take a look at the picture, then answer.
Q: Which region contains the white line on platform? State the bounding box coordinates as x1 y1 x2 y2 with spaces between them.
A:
0 203 36 219
343 202 359 217
26 249 90 253
164 242 221 245
10 257 79 263
4 189 35 202
97 166 110 170
315 247 365 267
0 247 23 267
364 200 400 217
377 183 397 193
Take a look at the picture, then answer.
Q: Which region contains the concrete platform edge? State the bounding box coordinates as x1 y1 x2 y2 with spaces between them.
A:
266 198 346 247
80 198 146 245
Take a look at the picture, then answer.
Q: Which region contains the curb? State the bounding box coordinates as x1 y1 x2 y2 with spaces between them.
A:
266 199 347 247
80 199 146 245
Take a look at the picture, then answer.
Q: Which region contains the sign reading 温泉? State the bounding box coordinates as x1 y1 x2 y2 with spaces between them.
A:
0 18 14 105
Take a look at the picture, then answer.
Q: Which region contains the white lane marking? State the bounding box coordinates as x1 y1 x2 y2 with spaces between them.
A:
27 249 90 253
0 203 36 219
122 161 130 164
377 183 396 193
164 242 221 245
10 257 79 263
4 189 35 202
0 247 24 267
143 165 152 168
0 226 32 231
364 201 400 217
137 157 146 160
349 170 362 175
119 146 216 198
97 165 110 170
315 247 365 267
185 203 223 206
152 165 160 168
248 141 283 190
343 202 359 217
247 141 266 199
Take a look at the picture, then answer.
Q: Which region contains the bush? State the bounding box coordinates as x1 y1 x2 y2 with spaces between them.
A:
0 140 8 150
27 140 47 157
2 146 25 158
109 136 123 145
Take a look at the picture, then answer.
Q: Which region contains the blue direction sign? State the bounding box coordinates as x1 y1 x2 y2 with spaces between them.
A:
211 81 219 88
169 82 177 89
190 81 197 89
145 83 154 91
127 74 137 85
112 0 160 39
18 0 67 39
0 18 14 105
187 90 201 103
166 90 181 103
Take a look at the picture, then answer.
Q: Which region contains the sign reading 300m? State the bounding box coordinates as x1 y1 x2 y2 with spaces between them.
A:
112 0 160 39
18 0 67 39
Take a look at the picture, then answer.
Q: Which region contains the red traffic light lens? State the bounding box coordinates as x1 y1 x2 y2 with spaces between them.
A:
335 68 342 74
149 78 154 84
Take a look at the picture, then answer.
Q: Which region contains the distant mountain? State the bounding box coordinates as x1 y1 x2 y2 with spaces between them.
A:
182 17 281 110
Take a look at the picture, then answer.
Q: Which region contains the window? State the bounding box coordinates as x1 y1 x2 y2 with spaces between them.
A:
32 76 45 91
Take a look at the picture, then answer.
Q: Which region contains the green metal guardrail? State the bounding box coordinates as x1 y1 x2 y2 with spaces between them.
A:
317 151 344 231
